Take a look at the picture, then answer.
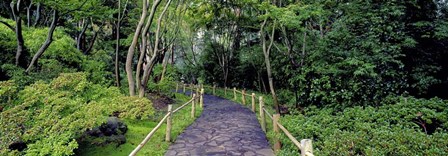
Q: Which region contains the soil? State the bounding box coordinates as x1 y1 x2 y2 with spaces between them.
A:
147 93 176 110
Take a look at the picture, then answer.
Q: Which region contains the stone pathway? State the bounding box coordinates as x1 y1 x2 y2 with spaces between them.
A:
165 94 274 156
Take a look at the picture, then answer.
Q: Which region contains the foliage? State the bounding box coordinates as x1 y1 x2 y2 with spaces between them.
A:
147 64 179 95
0 72 154 155
279 97 448 155
76 92 202 156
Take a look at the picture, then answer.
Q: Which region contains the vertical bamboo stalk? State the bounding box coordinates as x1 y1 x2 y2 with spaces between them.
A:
259 96 266 132
200 88 204 108
183 83 186 93
191 94 196 118
242 90 246 105
273 114 281 151
165 105 172 142
213 85 216 95
300 139 313 156
251 93 255 112
233 87 237 100
175 83 178 92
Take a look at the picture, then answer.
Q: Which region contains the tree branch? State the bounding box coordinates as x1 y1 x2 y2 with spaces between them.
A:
26 10 58 73
0 20 14 31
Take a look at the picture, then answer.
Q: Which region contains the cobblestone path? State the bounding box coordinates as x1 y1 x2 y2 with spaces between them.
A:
165 94 274 156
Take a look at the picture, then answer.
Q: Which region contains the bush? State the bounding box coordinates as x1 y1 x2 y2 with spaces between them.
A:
0 72 155 155
147 64 178 95
279 97 448 155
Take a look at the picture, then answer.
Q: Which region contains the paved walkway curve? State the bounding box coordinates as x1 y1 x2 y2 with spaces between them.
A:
165 94 274 156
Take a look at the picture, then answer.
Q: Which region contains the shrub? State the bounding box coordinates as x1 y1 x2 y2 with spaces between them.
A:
0 72 154 155
279 97 448 155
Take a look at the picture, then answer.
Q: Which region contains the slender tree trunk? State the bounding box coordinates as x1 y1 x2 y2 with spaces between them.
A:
170 43 175 64
26 1 32 28
139 0 172 97
77 19 88 52
301 23 307 67
261 19 280 114
136 36 149 92
33 3 40 27
223 64 228 88
11 1 28 68
26 10 58 73
134 0 161 96
125 0 148 96
115 0 122 87
261 73 267 93
83 31 97 54
160 43 173 81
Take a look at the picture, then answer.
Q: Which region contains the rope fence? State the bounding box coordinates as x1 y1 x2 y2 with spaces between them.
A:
129 84 203 156
175 82 314 156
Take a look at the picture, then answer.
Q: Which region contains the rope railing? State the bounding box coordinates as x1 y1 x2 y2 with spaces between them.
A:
180 82 313 156
263 107 274 120
129 84 203 156
129 113 170 156
173 98 194 113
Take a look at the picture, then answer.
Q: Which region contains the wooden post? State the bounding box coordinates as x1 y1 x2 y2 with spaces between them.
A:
196 87 200 103
300 139 313 156
251 93 255 112
273 114 281 151
191 94 196 118
165 105 172 142
233 87 237 100
225 87 227 96
200 88 204 108
259 96 266 132
183 84 186 93
241 90 246 105
213 85 216 95
175 83 178 92
190 84 193 97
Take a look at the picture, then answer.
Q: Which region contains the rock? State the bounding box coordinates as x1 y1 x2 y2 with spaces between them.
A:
8 141 27 151
100 117 128 136
107 134 126 145
83 117 128 146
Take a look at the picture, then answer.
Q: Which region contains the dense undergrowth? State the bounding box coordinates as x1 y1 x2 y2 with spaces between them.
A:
206 85 448 155
0 73 155 155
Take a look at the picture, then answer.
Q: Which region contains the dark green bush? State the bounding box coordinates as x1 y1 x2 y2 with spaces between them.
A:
279 97 448 155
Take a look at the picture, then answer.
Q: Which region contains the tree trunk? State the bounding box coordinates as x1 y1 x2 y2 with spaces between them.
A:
261 19 280 114
77 19 88 52
137 0 162 93
115 0 122 87
125 0 148 96
26 10 58 73
26 1 32 28
11 1 28 68
83 31 97 54
170 43 174 64
136 36 150 92
139 0 172 97
33 3 40 26
160 43 173 81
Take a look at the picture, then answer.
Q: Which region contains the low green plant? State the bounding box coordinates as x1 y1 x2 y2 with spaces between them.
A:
76 92 202 156
0 72 155 155
279 97 448 155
